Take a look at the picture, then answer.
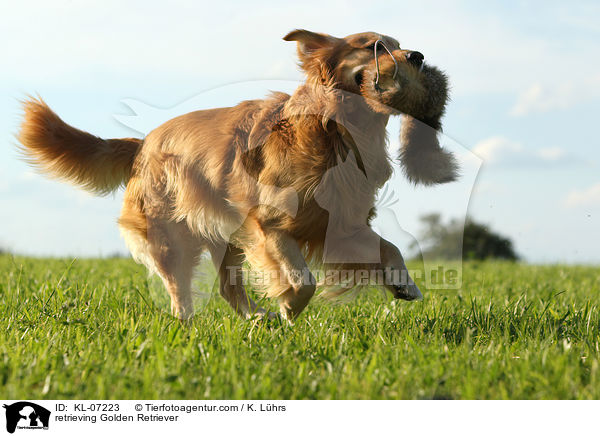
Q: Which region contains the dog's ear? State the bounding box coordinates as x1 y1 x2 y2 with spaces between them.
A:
283 29 339 76
399 115 459 185
283 29 337 58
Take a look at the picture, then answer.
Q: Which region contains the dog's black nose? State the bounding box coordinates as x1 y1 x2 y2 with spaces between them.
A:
406 51 424 67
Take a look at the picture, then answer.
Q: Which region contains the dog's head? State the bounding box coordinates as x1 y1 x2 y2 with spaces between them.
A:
284 29 458 185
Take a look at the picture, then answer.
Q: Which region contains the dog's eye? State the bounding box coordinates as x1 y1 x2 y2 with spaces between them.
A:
367 43 385 52
354 71 364 86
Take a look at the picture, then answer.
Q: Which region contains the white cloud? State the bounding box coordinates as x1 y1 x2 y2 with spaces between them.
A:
20 170 38 181
564 183 600 208
510 76 600 116
472 136 522 163
536 147 565 161
472 181 506 196
472 136 571 167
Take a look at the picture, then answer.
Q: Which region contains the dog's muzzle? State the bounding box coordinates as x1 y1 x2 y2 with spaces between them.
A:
374 42 426 90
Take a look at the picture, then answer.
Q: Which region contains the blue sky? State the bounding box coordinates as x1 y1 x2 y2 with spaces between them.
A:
1 0 599 263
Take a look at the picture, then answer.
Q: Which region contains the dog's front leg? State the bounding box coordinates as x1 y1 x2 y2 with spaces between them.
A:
263 230 316 323
209 243 278 320
321 224 422 300
380 237 423 301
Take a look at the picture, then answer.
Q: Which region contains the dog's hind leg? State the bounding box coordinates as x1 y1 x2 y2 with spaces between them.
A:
209 243 277 320
146 219 201 320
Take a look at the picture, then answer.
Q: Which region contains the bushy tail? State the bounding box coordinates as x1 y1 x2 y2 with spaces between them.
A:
17 97 143 195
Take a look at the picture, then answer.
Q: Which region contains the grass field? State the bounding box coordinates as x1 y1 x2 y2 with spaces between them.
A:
1 255 599 399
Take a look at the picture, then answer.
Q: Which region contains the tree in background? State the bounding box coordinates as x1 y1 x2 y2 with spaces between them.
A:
411 214 519 261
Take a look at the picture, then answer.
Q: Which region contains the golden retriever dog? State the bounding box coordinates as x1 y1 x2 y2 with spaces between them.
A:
18 30 457 322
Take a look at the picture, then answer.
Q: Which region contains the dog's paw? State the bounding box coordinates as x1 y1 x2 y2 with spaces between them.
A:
247 308 282 323
392 282 423 301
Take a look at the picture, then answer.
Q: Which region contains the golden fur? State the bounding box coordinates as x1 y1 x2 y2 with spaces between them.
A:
18 30 456 321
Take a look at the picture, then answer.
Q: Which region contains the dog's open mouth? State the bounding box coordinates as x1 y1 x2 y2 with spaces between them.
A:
367 42 426 95
359 50 448 119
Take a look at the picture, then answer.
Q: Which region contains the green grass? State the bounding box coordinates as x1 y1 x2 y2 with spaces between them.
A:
1 255 599 399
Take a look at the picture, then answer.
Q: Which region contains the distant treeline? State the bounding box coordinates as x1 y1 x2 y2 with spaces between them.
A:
412 213 519 261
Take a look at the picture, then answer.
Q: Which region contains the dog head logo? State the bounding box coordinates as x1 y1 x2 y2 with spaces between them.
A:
112 75 480 317
3 402 50 433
